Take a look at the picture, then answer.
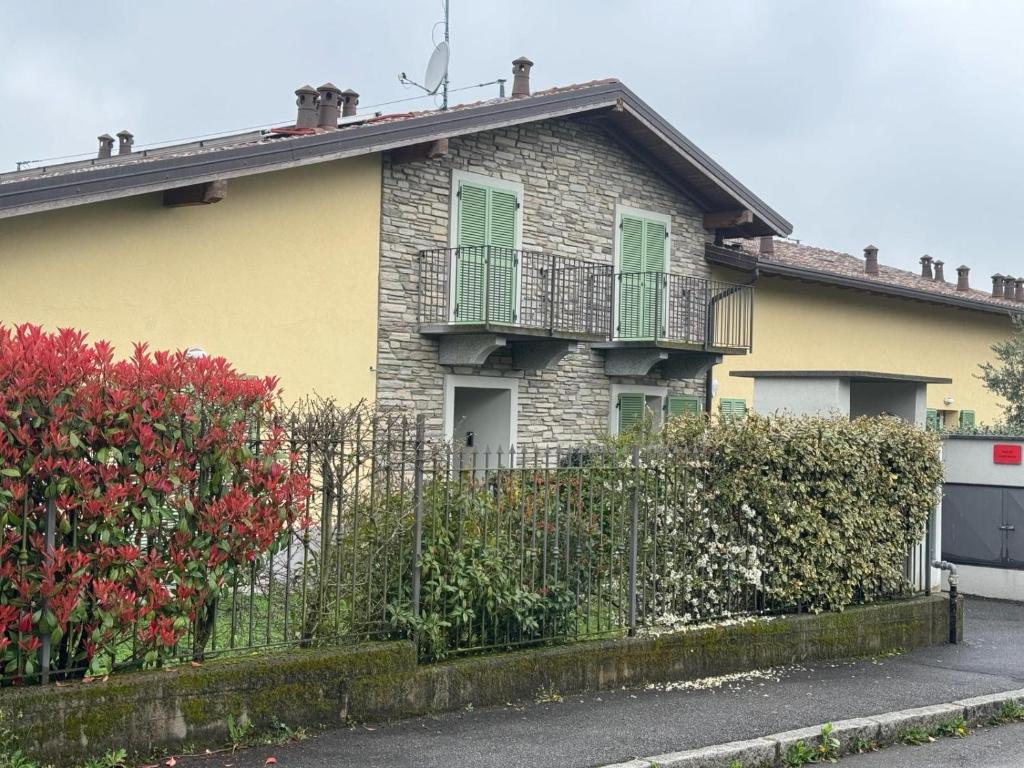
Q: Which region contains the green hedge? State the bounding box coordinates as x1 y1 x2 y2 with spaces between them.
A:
662 414 943 612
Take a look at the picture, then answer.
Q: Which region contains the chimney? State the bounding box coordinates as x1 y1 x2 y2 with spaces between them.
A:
295 85 319 130
863 244 879 275
933 260 945 283
1016 277 1024 302
116 130 133 156
341 88 359 118
511 56 534 98
759 236 774 256
956 265 970 291
919 254 933 279
992 273 1005 298
316 83 342 128
97 134 114 159
1004 275 1016 300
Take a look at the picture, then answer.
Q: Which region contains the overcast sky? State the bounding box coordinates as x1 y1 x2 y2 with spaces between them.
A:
2 0 1022 281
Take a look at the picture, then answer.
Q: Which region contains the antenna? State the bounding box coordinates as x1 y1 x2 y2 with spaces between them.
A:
400 0 452 109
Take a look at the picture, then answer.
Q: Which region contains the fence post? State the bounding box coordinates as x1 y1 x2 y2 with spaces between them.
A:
410 415 426 632
39 497 56 684
627 445 640 636
924 506 934 593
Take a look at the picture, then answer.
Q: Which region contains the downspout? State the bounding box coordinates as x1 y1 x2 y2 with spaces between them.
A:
704 266 759 414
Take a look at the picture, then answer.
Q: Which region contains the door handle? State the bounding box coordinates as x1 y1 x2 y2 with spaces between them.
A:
1000 524 1016 532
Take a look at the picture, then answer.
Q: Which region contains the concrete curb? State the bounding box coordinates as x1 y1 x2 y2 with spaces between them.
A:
602 687 1024 768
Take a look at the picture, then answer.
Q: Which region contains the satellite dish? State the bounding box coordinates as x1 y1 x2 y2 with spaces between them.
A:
424 41 450 95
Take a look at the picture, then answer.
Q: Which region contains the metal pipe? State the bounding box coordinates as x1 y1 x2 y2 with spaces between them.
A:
932 560 959 644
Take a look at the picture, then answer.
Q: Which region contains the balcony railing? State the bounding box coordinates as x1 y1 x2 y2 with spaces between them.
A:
416 246 753 351
613 272 753 349
417 247 613 338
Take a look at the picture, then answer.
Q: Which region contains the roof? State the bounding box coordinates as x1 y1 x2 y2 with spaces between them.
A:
0 80 791 237
730 370 953 384
706 238 1022 317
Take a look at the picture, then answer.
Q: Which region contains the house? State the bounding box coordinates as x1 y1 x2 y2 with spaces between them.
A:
707 238 1018 426
0 58 790 447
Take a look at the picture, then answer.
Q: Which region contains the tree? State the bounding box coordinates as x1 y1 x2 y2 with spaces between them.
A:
979 315 1024 427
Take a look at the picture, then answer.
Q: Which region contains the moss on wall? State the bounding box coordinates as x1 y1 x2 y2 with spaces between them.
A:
1 596 956 764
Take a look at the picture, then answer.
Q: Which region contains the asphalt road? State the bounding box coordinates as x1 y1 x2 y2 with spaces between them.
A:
842 721 1024 768
176 598 1024 768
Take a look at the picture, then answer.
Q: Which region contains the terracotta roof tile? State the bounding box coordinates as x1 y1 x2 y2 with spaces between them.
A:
734 238 1022 313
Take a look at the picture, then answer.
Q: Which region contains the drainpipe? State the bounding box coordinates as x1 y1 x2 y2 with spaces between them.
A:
932 560 959 644
704 266 759 413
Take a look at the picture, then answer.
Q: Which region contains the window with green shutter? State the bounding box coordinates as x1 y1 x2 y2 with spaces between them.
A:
617 211 669 340
719 398 747 419
454 180 519 324
667 395 702 418
959 410 976 428
617 392 647 433
926 409 939 431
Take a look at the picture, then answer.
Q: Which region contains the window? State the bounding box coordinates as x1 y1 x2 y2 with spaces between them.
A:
927 408 939 431
719 398 747 419
667 395 702 418
450 170 523 324
959 410 976 428
611 387 703 434
614 205 671 340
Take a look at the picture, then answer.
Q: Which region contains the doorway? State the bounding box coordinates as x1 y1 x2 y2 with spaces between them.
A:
444 375 518 466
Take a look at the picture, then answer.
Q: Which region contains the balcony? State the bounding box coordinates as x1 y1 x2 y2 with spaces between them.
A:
417 246 613 369
596 271 753 376
416 246 752 375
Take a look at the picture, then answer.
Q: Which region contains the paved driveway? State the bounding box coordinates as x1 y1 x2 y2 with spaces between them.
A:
179 598 1024 768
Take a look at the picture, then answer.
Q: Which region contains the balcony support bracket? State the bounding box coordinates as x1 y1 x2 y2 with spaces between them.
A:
662 352 722 380
511 341 581 371
438 334 507 366
602 348 669 377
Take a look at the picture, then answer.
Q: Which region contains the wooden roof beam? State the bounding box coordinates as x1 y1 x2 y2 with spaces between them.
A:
704 209 753 230
163 180 227 207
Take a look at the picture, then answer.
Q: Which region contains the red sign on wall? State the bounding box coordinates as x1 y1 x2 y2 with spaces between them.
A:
994 444 1023 465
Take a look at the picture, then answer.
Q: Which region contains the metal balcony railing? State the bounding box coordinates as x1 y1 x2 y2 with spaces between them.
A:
416 247 753 351
613 271 753 349
417 247 613 338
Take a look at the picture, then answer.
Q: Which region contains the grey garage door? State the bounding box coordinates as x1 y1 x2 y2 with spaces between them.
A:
942 483 1024 569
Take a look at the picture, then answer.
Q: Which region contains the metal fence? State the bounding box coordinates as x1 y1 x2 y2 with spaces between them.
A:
7 411 931 683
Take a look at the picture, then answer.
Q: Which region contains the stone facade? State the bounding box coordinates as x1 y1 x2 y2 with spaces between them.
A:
376 117 716 446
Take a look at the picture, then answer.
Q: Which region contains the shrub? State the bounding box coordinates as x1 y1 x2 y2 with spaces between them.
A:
0 324 309 680
663 413 943 612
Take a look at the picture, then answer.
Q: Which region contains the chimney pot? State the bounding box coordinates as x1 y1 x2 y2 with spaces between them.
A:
863 244 879 275
919 254 933 279
316 83 342 128
1016 277 1024 302
97 133 115 160
295 85 319 130
992 273 1005 298
341 88 359 118
759 236 774 256
511 56 534 98
956 265 970 291
116 129 133 156
1004 275 1017 300
933 260 945 283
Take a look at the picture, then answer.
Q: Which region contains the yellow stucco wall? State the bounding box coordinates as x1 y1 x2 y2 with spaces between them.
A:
0 155 381 404
713 272 1012 425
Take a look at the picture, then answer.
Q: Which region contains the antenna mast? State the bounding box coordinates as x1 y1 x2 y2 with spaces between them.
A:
442 0 450 110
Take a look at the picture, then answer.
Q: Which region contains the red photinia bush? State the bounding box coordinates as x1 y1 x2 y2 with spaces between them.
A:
0 324 310 680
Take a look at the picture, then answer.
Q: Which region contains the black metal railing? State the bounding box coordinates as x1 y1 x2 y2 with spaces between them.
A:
417 247 753 350
417 247 613 337
613 271 754 349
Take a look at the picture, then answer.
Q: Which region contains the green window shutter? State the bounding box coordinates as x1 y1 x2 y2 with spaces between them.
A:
719 398 747 419
617 392 646 433
667 395 702 418
926 409 939 431
642 220 667 273
486 188 518 324
455 182 519 324
959 410 976 428
643 220 667 337
618 215 647 340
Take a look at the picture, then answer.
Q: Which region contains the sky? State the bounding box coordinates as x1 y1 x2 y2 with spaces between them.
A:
1 0 1023 281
